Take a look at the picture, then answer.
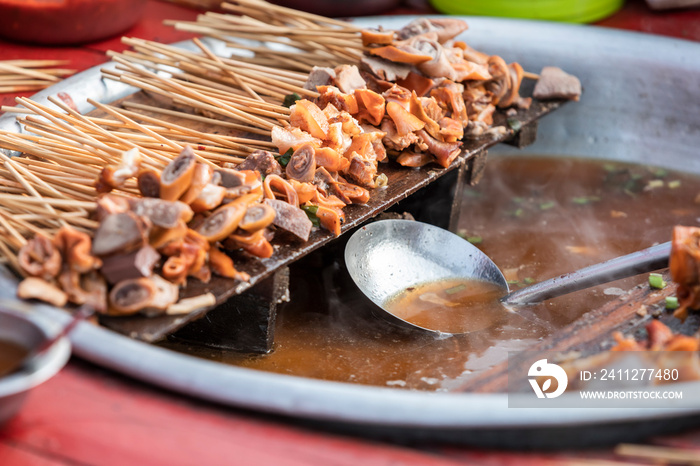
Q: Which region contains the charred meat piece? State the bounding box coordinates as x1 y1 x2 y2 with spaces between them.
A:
264 198 312 242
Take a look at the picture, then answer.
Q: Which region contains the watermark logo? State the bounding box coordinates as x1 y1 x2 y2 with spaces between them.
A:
528 359 568 399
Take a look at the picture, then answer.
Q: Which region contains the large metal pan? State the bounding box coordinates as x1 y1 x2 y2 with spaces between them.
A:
2 16 700 447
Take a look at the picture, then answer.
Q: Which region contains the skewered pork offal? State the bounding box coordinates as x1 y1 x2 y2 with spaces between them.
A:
2 7 580 319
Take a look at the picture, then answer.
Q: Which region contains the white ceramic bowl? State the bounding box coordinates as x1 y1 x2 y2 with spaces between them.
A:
0 301 71 426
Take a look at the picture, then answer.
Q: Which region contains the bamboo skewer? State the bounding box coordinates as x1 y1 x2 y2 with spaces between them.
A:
193 37 263 103
0 60 75 95
120 102 272 137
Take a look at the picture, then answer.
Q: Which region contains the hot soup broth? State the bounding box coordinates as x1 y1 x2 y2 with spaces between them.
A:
0 339 29 376
384 278 507 334
161 156 700 390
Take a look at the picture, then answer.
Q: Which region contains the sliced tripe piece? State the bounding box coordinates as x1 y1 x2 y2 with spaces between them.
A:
333 64 366 94
17 277 68 307
369 44 433 65
533 66 582 101
264 198 313 241
131 198 194 229
303 66 336 91
289 99 329 139
92 212 147 256
195 196 251 243
160 146 197 201
209 247 250 281
108 277 157 316
361 28 394 46
100 245 160 284
271 125 320 154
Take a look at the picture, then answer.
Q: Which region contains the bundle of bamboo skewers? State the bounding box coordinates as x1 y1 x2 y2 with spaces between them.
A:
0 60 75 94
0 0 570 316
0 90 283 274
168 0 364 72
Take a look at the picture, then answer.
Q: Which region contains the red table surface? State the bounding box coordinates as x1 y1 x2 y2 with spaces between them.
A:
2 1 700 464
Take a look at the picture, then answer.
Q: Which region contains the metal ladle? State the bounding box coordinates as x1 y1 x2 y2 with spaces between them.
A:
344 219 670 335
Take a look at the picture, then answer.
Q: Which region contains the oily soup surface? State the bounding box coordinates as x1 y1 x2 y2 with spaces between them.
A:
161 156 700 391
384 278 507 334
0 340 29 376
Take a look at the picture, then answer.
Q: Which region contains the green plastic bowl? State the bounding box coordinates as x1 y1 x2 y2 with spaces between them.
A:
429 0 624 23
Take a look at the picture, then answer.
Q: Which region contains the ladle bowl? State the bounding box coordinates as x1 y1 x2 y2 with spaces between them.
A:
345 219 670 335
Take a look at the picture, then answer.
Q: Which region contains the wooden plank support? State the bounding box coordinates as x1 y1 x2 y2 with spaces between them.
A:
504 120 539 149
168 267 289 353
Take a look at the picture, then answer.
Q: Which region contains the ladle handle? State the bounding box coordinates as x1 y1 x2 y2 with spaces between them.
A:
502 241 671 306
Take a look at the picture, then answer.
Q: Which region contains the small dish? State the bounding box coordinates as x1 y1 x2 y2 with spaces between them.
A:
0 0 147 45
0 301 71 426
